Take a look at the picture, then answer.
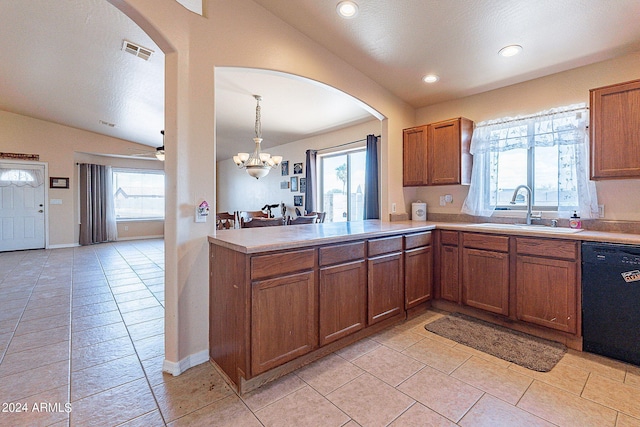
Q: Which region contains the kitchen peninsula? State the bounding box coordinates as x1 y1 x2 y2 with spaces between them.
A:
208 220 435 393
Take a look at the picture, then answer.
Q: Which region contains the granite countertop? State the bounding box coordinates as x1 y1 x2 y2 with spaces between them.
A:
209 220 640 254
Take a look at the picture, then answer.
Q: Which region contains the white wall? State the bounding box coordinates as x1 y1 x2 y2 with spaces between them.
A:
217 120 381 216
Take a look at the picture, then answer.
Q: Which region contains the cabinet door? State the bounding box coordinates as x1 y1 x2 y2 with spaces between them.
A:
462 247 509 315
590 79 640 179
440 244 460 302
403 125 429 186
251 271 317 375
319 260 366 346
405 246 433 309
428 119 461 185
516 255 577 334
368 253 404 325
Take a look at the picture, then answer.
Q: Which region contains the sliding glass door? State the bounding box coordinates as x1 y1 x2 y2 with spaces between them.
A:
320 150 365 222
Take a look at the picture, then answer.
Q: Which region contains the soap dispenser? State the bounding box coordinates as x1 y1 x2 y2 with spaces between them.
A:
569 211 582 229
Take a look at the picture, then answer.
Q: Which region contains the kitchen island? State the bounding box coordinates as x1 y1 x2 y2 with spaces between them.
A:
208 220 435 393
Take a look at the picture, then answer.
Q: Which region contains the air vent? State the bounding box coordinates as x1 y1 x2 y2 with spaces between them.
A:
122 40 154 61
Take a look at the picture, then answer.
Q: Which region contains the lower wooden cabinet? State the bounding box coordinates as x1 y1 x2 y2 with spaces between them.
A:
319 260 366 345
251 271 317 375
405 246 433 308
515 237 578 334
439 231 460 302
368 252 404 325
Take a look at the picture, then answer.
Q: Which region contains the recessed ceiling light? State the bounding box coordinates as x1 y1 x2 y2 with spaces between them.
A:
498 44 523 57
422 74 440 83
336 1 359 19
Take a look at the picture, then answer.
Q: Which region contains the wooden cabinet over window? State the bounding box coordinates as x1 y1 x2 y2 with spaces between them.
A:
403 117 473 186
590 79 640 179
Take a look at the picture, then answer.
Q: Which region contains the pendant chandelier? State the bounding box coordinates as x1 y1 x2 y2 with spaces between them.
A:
233 95 282 179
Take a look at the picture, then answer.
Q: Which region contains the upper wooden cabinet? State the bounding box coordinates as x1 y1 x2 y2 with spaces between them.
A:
590 79 640 179
403 117 473 186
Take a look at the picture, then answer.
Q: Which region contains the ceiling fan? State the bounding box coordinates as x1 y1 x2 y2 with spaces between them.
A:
128 130 165 161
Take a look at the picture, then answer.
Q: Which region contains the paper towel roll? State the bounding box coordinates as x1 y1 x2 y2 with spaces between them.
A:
412 202 427 221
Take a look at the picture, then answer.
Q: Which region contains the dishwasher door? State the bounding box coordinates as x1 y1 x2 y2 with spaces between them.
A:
582 242 640 366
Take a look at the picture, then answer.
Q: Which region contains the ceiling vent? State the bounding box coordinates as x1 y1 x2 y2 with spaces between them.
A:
122 40 154 61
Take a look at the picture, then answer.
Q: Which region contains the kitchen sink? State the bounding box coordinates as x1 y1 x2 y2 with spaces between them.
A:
467 223 583 234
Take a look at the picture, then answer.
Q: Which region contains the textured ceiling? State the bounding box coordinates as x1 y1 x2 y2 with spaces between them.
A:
1 0 640 160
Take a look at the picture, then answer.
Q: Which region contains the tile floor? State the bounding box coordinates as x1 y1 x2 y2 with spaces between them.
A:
1 239 639 426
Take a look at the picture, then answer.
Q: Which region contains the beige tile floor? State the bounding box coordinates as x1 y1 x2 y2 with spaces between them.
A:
1 239 639 427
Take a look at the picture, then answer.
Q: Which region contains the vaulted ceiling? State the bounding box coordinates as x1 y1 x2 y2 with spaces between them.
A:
1 0 639 160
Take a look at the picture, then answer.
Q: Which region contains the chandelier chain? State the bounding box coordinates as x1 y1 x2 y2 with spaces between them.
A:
254 96 262 139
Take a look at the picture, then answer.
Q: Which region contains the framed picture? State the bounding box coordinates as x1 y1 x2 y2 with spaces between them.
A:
299 177 306 193
293 162 303 174
50 177 69 189
281 160 289 176
294 195 303 206
290 176 298 192
280 181 290 189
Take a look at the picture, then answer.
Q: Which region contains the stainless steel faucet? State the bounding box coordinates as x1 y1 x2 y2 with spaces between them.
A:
510 184 538 225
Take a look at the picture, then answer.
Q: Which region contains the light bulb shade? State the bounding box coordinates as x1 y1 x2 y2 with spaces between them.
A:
259 153 271 162
238 152 250 162
246 165 270 179
155 150 165 161
233 155 241 165
271 155 283 165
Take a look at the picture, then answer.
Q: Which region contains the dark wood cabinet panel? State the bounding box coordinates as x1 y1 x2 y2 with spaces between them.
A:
251 249 315 280
368 253 404 325
405 246 433 309
590 79 640 179
439 243 459 303
403 125 429 186
403 118 473 187
319 260 367 345
516 255 577 334
251 271 317 375
319 241 365 266
462 247 509 315
368 235 403 257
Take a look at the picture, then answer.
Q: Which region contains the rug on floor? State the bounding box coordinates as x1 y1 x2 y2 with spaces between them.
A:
424 312 567 372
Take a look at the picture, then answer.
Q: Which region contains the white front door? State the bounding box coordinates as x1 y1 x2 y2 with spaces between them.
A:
0 162 46 251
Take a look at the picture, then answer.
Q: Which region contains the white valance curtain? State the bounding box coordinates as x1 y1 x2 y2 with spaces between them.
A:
0 167 45 187
461 103 599 218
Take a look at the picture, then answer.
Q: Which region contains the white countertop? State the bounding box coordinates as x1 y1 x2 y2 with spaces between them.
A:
209 220 640 254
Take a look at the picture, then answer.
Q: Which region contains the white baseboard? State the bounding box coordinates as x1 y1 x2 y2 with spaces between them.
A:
116 235 164 241
47 243 80 249
162 349 209 376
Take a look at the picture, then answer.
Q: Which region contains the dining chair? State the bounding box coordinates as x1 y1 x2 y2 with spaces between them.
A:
240 217 284 228
305 212 326 223
238 210 269 223
287 214 317 225
216 212 236 229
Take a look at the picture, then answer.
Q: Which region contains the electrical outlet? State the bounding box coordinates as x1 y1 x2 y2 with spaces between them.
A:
124 226 129 231
598 204 605 218
391 203 396 213
439 196 446 206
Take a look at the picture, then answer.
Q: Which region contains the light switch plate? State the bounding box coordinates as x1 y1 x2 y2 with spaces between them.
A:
598 205 605 218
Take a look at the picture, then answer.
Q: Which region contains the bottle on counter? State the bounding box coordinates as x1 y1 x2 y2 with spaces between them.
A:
569 211 582 229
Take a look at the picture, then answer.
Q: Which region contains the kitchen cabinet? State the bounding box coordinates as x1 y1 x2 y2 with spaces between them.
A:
318 242 367 346
368 236 404 325
403 117 473 186
461 233 510 316
250 250 317 375
515 237 579 334
590 79 640 179
404 231 433 309
439 230 460 302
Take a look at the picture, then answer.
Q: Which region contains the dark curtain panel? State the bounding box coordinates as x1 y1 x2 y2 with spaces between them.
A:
79 163 109 245
364 134 380 219
304 149 317 214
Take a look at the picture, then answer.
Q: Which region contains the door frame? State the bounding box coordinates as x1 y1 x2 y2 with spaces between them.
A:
0 159 49 250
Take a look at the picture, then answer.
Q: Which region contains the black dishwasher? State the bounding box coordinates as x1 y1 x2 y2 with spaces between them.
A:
582 242 640 366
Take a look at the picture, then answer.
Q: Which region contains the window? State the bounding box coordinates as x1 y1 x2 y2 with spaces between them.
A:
462 104 599 218
112 169 165 220
320 149 366 222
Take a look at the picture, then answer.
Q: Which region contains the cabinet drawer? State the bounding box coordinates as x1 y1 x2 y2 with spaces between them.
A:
251 249 315 280
319 242 365 266
405 231 432 249
516 237 578 261
368 236 403 256
440 230 459 246
463 232 509 252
